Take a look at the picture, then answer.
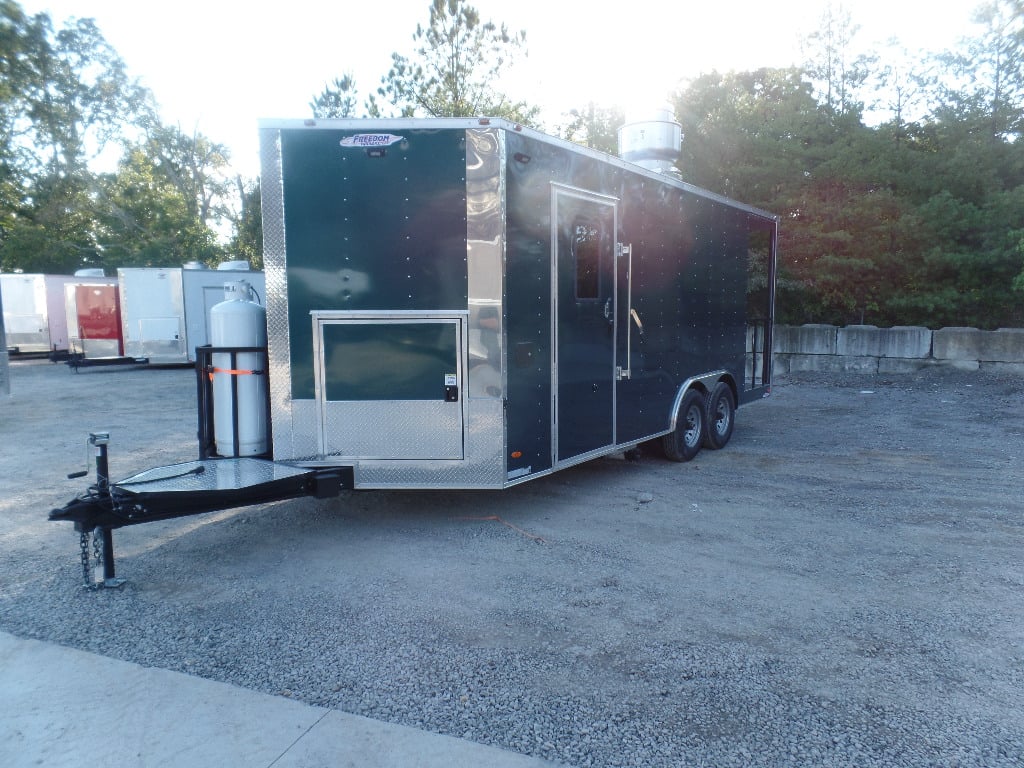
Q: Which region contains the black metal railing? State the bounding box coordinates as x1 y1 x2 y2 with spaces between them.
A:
195 345 273 460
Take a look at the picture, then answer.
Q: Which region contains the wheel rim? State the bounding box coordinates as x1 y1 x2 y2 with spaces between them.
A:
684 404 702 447
712 396 731 436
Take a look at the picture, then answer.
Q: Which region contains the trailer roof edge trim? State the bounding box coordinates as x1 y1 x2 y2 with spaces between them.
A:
257 117 779 222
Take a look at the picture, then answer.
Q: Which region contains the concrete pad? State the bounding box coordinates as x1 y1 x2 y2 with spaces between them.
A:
276 710 556 768
0 632 317 767
0 632 558 768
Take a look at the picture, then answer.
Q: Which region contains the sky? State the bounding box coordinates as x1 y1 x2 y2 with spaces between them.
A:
21 0 979 180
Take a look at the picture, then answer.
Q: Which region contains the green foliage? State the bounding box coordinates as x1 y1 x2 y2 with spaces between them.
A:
136 122 234 228
8 11 149 180
230 177 262 270
96 143 221 269
0 3 235 274
310 75 361 119
661 0 1024 329
84 121 234 270
376 0 539 123
800 2 873 120
1013 233 1024 294
559 103 624 155
1 171 102 272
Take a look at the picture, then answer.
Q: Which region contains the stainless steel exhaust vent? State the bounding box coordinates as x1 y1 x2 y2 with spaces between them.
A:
618 106 682 176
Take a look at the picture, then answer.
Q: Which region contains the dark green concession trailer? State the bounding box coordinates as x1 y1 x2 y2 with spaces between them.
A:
260 117 777 488
51 116 777 583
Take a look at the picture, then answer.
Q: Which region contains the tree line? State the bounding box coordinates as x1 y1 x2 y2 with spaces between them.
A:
675 2 1024 329
2 0 1022 328
0 0 258 274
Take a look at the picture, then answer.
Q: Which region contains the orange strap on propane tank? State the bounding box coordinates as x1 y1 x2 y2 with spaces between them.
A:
207 366 263 381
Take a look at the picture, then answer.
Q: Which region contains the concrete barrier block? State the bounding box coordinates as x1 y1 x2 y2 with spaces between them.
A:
979 329 1024 362
787 354 835 373
891 326 934 359
786 354 877 374
839 356 880 374
837 326 932 359
773 324 837 355
933 328 983 361
771 354 792 376
836 325 879 356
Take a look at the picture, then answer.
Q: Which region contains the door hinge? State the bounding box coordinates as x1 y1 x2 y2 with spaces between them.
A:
616 365 631 381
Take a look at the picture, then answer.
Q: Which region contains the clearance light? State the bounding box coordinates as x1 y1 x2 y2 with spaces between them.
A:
511 451 522 459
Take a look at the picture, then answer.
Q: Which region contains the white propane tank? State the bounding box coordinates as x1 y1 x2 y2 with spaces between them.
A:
210 280 268 457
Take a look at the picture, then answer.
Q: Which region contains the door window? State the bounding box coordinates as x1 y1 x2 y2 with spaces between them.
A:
574 219 605 300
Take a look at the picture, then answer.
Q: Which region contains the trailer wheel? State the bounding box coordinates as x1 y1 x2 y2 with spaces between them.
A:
703 382 736 450
662 389 705 462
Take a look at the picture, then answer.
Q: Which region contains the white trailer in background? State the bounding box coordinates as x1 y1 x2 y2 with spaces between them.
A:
118 263 265 364
0 286 9 395
0 273 74 355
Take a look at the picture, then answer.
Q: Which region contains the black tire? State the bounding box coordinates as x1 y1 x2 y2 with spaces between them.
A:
703 382 736 450
662 389 705 462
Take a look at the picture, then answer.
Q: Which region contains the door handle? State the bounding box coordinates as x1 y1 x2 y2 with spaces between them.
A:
631 308 644 337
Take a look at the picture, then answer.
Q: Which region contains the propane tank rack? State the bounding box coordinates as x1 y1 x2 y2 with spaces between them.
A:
195 344 272 460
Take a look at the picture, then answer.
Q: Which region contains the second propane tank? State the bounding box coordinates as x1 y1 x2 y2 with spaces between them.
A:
210 280 268 457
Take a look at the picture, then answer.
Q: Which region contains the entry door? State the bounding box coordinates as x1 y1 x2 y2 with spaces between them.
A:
553 186 618 462
314 314 465 460
73 284 123 357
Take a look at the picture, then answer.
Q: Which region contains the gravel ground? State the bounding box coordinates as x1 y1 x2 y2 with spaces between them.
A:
1 358 1023 767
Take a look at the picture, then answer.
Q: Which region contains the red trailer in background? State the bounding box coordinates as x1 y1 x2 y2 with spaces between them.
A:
64 280 144 369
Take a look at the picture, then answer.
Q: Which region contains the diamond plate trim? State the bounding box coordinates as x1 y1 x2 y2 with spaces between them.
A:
356 399 505 487
290 399 319 460
323 400 463 460
116 458 310 494
261 127 295 461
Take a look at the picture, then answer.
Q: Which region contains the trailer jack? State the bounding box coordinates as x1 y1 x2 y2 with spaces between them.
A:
51 432 348 588
53 432 123 589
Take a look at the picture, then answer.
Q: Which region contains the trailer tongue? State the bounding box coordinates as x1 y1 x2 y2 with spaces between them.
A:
51 455 344 530
50 442 345 589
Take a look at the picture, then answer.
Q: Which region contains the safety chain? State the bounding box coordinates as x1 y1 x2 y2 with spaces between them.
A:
79 529 91 588
93 528 103 583
77 527 104 589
